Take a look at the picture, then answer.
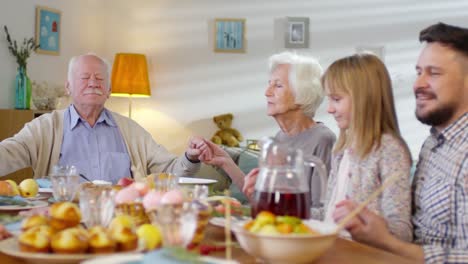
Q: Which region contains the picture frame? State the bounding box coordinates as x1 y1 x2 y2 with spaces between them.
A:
285 17 309 49
35 6 61 55
214 18 246 53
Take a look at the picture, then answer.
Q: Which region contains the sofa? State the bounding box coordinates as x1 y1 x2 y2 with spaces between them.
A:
194 146 260 204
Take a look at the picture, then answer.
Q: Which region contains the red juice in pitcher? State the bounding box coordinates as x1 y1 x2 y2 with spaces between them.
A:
251 190 311 219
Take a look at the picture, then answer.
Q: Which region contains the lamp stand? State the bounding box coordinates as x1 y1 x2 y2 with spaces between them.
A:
128 95 133 119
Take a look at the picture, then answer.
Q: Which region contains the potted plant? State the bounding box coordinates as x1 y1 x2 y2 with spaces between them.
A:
3 25 39 109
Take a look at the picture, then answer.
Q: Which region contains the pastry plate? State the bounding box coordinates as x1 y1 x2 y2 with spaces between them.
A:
0 237 140 264
0 200 48 211
81 253 143 264
179 177 217 185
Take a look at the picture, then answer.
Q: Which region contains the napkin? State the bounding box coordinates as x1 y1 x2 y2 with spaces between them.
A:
36 179 52 188
143 249 239 264
0 195 28 206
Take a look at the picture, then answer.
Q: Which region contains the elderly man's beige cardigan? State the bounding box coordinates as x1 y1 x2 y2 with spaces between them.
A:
0 109 200 180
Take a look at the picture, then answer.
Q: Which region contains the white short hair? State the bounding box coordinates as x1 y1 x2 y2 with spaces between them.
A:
67 53 111 88
268 52 324 117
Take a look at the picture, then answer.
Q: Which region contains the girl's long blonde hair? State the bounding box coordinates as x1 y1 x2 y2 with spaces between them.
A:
322 53 403 159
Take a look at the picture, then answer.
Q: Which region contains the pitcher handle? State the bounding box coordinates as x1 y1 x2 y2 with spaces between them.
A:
304 156 328 206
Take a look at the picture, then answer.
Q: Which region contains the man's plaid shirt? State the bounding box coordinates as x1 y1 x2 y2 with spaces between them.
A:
412 113 468 263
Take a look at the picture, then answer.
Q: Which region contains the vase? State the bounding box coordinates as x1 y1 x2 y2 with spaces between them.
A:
14 66 32 109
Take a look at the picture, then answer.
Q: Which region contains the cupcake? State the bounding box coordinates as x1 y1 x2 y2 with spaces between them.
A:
51 227 89 254
18 227 50 253
88 226 116 254
49 202 82 231
21 215 49 231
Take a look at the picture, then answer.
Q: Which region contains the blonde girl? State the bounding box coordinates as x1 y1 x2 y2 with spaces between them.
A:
320 53 412 242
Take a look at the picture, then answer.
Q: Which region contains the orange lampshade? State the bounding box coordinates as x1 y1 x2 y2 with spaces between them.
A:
111 53 151 97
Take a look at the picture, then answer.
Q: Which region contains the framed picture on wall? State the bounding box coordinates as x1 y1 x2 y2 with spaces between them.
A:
285 17 309 49
35 6 61 55
214 18 246 53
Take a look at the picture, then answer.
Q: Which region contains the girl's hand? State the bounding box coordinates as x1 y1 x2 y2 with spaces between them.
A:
333 199 392 248
242 168 260 201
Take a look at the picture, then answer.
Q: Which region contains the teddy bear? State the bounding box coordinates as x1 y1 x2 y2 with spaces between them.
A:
211 113 243 147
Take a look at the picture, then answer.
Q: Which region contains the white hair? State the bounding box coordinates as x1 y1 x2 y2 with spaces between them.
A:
268 51 324 117
67 53 111 88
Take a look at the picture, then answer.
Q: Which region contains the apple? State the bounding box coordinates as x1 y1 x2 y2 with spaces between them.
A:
19 179 39 198
117 177 134 187
136 224 162 250
0 181 15 196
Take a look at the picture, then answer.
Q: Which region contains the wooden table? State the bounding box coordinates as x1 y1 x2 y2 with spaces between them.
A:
0 223 414 264
205 225 414 264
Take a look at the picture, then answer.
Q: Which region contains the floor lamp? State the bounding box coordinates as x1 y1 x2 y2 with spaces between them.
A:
111 53 151 119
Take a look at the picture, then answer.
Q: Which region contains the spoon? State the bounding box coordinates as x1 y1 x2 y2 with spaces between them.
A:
79 173 92 182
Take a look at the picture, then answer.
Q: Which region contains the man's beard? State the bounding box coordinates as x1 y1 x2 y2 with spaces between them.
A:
415 104 456 127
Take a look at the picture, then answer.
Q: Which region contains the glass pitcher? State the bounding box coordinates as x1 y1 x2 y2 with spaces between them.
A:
251 137 328 219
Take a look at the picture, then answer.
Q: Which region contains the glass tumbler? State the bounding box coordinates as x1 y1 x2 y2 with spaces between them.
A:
79 184 115 228
50 165 80 202
148 202 198 248
154 172 179 193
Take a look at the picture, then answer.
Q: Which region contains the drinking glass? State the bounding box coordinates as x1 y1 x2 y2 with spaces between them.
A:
79 184 115 228
153 172 179 193
50 165 80 202
148 202 198 248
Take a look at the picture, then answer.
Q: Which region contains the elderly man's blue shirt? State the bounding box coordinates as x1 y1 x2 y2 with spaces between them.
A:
58 105 131 183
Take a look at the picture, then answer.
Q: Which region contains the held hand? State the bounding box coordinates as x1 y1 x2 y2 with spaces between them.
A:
333 199 392 248
242 168 260 201
185 136 207 162
197 139 231 168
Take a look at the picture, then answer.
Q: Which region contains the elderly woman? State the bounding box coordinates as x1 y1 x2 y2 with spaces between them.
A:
199 52 335 205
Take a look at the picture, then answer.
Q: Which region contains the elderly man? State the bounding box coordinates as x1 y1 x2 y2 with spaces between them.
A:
0 54 205 183
332 23 468 263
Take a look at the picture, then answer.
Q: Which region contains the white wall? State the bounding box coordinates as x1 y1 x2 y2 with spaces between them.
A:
0 0 104 108
1 0 467 158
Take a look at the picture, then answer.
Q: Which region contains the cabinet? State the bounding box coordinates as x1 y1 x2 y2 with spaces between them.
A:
0 109 49 183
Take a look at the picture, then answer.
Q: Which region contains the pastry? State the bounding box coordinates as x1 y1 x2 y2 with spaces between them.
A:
51 227 88 254
18 228 50 253
21 215 49 231
142 190 163 211
88 226 116 253
49 202 81 231
110 226 138 252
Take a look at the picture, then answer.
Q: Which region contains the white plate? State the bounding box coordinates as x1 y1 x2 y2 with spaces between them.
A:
209 216 252 229
179 177 217 185
81 253 143 264
0 200 48 211
25 194 49 201
0 237 142 264
39 188 53 193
